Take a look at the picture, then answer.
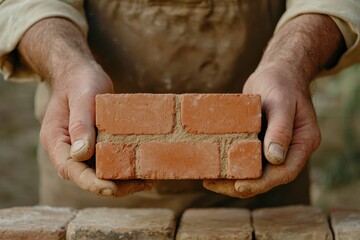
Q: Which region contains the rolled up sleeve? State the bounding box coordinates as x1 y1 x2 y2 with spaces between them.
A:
276 0 360 75
0 0 88 82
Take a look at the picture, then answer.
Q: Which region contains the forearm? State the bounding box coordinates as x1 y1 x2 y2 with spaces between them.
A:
18 18 94 86
259 14 346 83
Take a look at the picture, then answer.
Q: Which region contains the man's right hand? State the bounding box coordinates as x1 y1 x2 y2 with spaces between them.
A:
19 18 154 196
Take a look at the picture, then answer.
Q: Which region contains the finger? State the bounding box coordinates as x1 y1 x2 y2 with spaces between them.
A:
234 127 319 198
263 93 296 165
112 180 157 197
203 180 239 197
40 96 115 195
203 142 308 199
68 92 96 161
55 142 155 196
40 96 71 156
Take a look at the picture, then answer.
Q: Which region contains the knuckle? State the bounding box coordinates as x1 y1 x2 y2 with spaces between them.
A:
55 163 69 180
69 120 89 135
303 124 322 153
312 126 322 150
272 125 293 142
285 171 298 183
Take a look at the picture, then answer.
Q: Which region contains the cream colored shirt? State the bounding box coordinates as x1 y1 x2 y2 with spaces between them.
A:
0 0 359 92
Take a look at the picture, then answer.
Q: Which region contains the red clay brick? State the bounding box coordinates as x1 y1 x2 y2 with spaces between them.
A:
96 94 175 135
176 208 253 239
67 208 175 239
95 93 263 180
96 142 135 180
330 209 360 240
0 206 76 240
181 94 261 134
253 205 333 240
227 140 262 179
137 142 221 179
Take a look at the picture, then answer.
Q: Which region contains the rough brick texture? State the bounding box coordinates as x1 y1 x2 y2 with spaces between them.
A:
181 94 261 134
227 140 262 179
137 142 220 179
3 205 360 239
176 208 253 240
0 206 76 240
96 94 262 180
96 94 175 134
253 205 333 240
66 208 175 240
96 142 136 179
330 209 360 240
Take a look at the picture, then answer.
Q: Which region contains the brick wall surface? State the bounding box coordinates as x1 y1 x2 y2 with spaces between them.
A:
66 208 175 240
96 94 262 180
330 209 360 240
0 206 76 240
176 208 253 240
1 205 359 239
252 205 333 240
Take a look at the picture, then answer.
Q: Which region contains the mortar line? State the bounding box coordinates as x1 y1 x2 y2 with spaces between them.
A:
98 132 258 143
134 143 140 178
219 138 227 178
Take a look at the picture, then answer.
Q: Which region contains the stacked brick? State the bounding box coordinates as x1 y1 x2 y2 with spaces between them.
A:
1 206 359 239
95 94 262 180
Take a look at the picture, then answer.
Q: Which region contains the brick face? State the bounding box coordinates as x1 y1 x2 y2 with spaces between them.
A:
66 208 175 240
96 93 262 180
96 94 176 135
176 208 253 239
181 94 261 134
137 142 221 179
227 140 262 179
0 206 76 240
4 205 360 239
96 142 136 179
253 206 333 240
330 209 360 240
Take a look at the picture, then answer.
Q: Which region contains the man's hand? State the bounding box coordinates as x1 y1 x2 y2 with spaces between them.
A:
204 64 321 197
204 14 346 198
19 18 154 196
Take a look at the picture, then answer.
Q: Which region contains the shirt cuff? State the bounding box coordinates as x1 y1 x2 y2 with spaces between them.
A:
0 0 88 82
275 0 360 76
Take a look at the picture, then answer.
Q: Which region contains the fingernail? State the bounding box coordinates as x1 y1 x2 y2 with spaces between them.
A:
71 139 85 153
268 143 285 164
100 188 114 196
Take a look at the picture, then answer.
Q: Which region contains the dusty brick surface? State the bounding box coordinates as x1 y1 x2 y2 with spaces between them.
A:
96 94 175 134
66 208 175 240
181 94 261 134
176 208 253 240
137 142 220 179
253 205 333 240
96 142 135 179
0 206 76 240
330 209 360 240
96 93 262 180
227 140 262 179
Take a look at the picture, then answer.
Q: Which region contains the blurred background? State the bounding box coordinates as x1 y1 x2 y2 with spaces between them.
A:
0 64 359 209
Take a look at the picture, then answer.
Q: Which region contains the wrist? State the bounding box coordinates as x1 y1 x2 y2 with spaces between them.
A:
18 18 94 84
258 14 345 83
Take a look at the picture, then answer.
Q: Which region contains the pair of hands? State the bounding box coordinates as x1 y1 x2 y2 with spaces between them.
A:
39 59 321 198
20 13 344 199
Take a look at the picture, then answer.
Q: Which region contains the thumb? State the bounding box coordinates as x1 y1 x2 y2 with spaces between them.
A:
263 94 296 165
69 92 96 161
